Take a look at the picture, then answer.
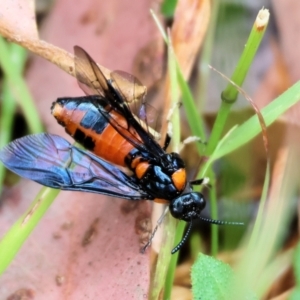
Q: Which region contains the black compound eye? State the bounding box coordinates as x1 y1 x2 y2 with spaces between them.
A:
169 199 184 219
169 192 206 221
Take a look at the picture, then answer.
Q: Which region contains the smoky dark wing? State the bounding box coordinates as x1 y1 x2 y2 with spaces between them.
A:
0 134 151 200
111 71 162 137
74 46 165 158
110 70 146 104
74 45 110 97
74 46 147 104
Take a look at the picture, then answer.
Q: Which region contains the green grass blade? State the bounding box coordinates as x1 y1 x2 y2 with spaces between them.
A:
205 9 270 156
0 43 29 194
177 68 206 143
222 9 269 103
0 37 43 134
209 81 300 162
0 187 59 274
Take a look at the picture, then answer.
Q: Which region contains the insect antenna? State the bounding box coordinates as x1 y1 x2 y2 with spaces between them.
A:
198 217 244 226
171 218 243 255
171 220 193 254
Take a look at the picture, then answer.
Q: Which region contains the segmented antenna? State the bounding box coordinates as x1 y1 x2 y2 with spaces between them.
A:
198 217 244 226
171 217 243 254
141 211 243 254
171 220 193 254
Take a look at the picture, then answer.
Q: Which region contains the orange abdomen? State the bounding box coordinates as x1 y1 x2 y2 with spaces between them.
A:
52 97 137 167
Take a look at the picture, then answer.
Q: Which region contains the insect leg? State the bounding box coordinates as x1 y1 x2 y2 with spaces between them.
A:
164 102 182 150
162 134 171 151
140 206 169 253
189 177 211 188
178 136 203 153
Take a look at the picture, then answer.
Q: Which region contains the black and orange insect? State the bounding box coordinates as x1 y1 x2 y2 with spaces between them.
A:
0 46 240 254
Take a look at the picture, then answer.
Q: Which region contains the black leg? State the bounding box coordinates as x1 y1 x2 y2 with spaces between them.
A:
190 178 211 189
190 178 205 185
163 134 171 151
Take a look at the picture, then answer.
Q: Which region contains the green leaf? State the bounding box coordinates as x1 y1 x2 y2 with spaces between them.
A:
191 253 233 300
192 253 258 300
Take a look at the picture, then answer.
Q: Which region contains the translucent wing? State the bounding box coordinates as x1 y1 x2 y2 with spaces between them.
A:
74 45 110 98
73 46 165 158
110 70 146 104
0 134 151 200
111 71 161 138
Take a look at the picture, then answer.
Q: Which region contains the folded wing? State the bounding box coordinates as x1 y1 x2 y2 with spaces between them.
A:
0 133 150 200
